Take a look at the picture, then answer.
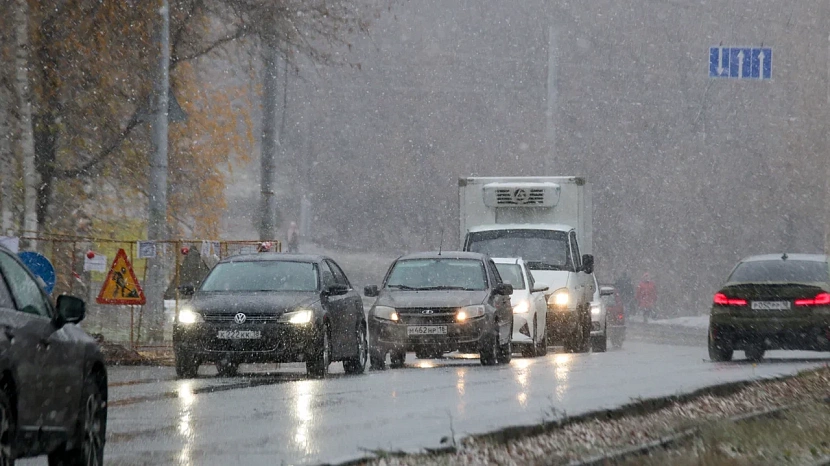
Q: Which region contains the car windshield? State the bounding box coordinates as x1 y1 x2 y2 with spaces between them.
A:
386 259 487 291
466 230 571 271
727 260 829 283
495 263 526 290
200 261 319 292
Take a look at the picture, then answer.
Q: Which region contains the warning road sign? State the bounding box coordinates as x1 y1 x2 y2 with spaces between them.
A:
96 249 146 305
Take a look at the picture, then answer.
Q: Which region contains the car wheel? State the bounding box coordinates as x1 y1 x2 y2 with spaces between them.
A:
343 324 368 375
0 384 16 466
497 328 512 364
521 317 539 358
389 350 406 369
174 352 199 379
48 377 106 466
306 324 331 378
536 328 548 356
369 348 387 370
592 319 608 353
708 327 733 362
480 331 498 366
744 344 765 362
216 361 239 377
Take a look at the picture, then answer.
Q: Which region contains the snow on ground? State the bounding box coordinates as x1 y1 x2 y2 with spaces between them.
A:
649 314 711 329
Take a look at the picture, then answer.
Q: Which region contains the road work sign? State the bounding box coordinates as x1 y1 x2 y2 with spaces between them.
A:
96 249 146 305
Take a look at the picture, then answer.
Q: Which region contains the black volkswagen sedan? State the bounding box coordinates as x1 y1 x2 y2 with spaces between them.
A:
0 246 107 465
366 252 513 368
709 253 830 362
173 254 368 378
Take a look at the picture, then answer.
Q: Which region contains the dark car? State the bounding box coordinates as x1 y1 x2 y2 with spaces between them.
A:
709 253 830 362
173 253 368 378
365 252 514 368
0 246 107 465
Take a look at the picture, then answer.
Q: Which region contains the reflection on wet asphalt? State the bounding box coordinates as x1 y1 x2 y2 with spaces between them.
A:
18 343 830 466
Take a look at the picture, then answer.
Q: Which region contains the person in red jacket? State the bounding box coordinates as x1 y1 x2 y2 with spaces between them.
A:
636 273 658 322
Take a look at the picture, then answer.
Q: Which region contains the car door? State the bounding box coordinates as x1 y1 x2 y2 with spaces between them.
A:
524 264 547 336
0 251 83 434
320 260 353 359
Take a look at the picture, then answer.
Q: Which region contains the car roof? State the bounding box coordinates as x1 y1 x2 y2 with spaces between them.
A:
397 251 487 261
740 253 828 263
219 253 327 264
467 223 575 233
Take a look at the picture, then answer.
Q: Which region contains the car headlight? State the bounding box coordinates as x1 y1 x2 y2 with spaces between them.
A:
280 309 314 325
548 289 570 309
457 305 485 322
374 306 399 322
178 308 204 325
591 302 601 317
513 300 530 314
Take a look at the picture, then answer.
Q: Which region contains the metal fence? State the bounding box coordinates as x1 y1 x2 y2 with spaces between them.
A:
14 234 281 349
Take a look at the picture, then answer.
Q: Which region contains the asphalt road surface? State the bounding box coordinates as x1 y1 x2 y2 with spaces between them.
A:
21 337 830 466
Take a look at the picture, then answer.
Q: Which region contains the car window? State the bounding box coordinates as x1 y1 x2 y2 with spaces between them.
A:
385 258 487 290
495 263 526 290
200 260 319 292
524 265 536 289
0 274 14 309
325 260 350 287
0 252 52 318
319 261 337 288
727 260 830 283
488 260 501 286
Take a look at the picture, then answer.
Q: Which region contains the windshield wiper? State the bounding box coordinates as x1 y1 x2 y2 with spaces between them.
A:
415 285 478 291
526 261 566 271
386 284 420 290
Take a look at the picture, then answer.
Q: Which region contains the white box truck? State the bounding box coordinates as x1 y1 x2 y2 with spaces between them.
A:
458 176 598 352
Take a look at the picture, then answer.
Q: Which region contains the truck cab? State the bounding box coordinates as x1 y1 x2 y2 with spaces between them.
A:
459 177 596 352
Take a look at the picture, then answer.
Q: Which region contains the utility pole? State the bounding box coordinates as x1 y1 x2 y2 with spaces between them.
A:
544 24 557 175
259 43 279 240
145 0 170 342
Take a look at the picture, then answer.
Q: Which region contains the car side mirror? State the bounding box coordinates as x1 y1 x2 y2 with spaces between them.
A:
364 285 379 297
55 295 86 327
531 284 550 293
581 254 594 274
178 284 196 297
495 283 513 296
600 286 615 296
324 284 350 296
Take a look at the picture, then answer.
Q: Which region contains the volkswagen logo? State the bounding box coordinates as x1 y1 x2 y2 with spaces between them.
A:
234 313 247 324
421 309 434 315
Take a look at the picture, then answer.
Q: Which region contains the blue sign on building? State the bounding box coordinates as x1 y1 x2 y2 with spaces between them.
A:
709 47 772 79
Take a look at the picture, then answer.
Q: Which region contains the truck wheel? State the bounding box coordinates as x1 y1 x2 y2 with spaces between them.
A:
390 350 407 369
369 348 387 370
708 327 733 362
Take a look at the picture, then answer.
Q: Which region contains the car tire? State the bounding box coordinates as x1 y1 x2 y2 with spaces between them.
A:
479 331 498 366
389 350 406 369
577 309 592 353
175 352 199 379
708 328 733 362
591 335 607 353
497 330 512 365
536 329 548 356
369 348 387 370
744 344 765 362
0 383 16 466
306 324 331 378
48 376 106 466
216 361 239 377
343 324 368 375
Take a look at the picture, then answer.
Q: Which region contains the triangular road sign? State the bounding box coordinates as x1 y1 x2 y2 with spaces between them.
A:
96 249 146 305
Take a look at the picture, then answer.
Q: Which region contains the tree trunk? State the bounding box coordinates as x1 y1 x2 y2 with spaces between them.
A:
13 0 38 246
258 43 279 240
0 85 13 234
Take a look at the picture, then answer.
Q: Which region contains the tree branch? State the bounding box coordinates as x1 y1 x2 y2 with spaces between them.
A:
55 111 141 179
170 25 250 70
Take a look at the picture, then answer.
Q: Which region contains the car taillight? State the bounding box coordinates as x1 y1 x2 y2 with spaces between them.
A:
794 292 830 306
713 292 747 306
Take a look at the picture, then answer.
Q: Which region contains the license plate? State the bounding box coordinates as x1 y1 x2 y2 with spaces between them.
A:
751 301 790 310
217 330 262 339
407 326 447 336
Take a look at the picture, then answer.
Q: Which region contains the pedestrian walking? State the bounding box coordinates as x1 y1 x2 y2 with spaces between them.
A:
287 221 300 253
635 273 658 322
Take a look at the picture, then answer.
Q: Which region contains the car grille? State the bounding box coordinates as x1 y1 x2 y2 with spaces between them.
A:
397 308 458 325
202 313 281 323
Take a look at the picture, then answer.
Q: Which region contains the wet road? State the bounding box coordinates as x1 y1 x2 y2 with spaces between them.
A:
21 340 830 465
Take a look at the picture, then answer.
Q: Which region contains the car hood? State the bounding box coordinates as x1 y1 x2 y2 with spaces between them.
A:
375 290 489 309
189 291 320 315
527 270 571 293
